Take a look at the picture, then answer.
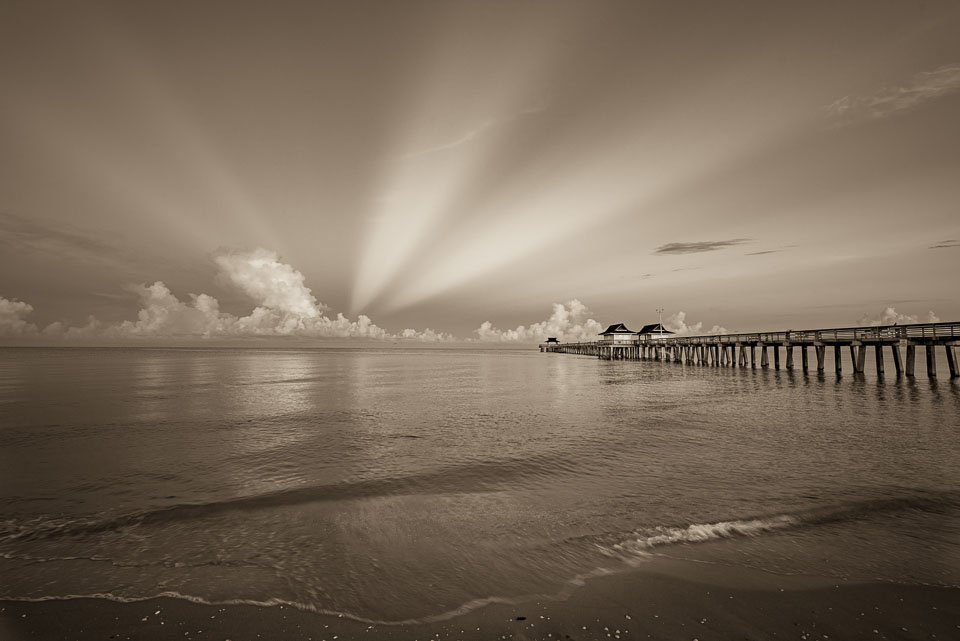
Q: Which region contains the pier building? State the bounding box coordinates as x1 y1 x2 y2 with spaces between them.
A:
598 323 638 344
637 323 674 340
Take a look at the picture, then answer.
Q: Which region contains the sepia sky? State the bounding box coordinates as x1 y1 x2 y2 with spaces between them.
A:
1 1 959 342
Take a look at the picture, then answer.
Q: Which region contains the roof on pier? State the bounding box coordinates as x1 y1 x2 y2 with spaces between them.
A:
637 323 675 335
545 337 559 343
599 323 635 335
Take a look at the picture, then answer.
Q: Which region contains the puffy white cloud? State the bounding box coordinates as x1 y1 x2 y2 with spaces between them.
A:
476 299 605 342
858 307 939 327
214 248 325 318
664 311 728 336
111 282 229 337
664 311 700 335
0 296 39 336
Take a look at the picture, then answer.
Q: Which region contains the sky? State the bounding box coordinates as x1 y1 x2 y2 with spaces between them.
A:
1 0 958 344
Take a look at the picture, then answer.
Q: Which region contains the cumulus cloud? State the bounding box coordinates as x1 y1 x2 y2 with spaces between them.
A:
858 307 939 327
476 299 604 343
1 249 452 342
654 239 751 255
826 62 960 125
664 311 728 336
213 248 325 318
0 296 39 336
90 250 388 339
108 283 227 337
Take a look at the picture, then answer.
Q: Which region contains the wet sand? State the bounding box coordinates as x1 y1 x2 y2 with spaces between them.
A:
2 559 957 641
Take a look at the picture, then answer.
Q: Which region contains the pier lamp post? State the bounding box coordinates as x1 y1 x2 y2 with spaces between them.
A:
656 308 664 340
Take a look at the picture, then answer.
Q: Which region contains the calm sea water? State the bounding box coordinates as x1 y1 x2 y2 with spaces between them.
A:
1 347 958 622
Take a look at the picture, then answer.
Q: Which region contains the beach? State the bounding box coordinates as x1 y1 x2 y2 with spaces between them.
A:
3 558 958 640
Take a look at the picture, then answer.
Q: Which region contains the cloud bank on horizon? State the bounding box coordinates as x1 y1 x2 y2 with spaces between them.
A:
475 300 604 342
473 301 728 342
0 250 946 342
0 248 454 342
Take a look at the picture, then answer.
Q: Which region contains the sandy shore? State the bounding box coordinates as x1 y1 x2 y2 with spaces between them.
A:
2 558 957 641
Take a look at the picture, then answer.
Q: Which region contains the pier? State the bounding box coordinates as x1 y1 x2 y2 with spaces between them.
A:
540 321 960 378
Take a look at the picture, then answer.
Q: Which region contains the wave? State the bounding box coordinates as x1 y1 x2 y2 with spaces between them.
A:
0 567 620 627
596 491 959 559
0 452 579 542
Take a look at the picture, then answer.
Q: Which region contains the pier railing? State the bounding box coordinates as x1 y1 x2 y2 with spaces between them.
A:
652 321 960 346
539 321 960 378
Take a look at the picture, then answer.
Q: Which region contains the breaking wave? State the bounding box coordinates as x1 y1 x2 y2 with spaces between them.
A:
594 492 959 559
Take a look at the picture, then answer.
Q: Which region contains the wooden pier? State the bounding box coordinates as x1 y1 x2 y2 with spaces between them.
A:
540 321 960 378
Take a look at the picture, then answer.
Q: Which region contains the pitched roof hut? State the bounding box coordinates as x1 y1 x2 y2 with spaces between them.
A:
637 323 675 339
598 323 638 344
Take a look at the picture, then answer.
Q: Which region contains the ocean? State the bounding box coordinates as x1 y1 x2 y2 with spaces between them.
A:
1 346 957 624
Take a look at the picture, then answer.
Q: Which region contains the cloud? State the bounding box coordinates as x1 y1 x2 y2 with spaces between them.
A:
664 311 728 336
213 248 326 318
2 249 451 342
475 303 731 343
745 250 779 256
826 62 960 125
654 239 751 255
929 239 959 249
476 299 604 342
112 282 228 337
858 307 940 327
402 103 547 160
402 119 498 159
0 296 39 336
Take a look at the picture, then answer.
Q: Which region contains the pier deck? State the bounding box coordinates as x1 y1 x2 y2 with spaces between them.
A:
540 321 960 378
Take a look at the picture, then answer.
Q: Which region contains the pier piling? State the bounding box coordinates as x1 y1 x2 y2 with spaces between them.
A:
926 345 936 377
